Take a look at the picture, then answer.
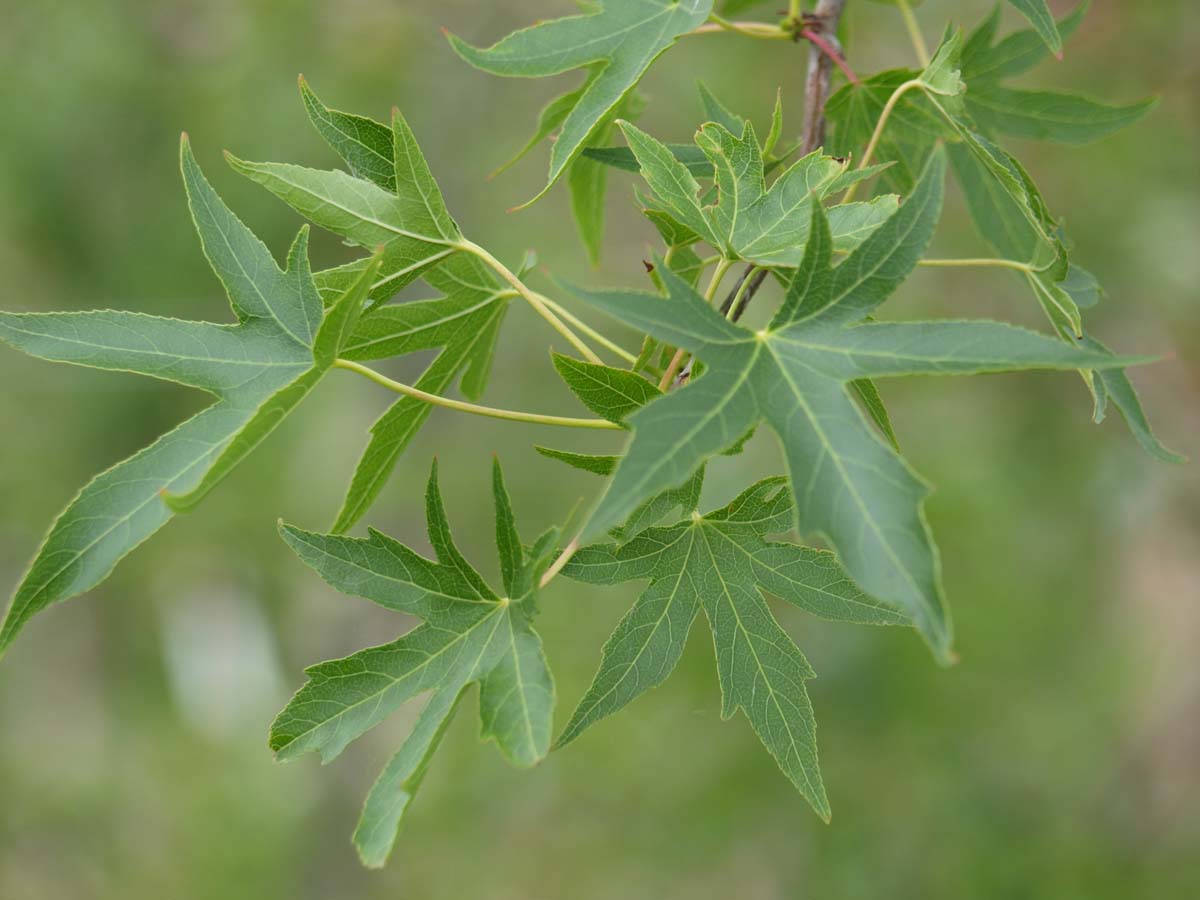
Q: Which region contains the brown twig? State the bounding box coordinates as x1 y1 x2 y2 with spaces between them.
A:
799 0 848 157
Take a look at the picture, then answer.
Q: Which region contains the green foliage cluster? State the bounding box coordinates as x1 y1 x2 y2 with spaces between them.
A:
0 0 1180 868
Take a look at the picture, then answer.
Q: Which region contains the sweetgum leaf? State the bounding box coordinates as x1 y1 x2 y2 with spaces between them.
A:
569 89 646 264
582 143 712 176
244 80 512 531
948 141 1181 463
447 0 714 203
961 3 1083 82
567 152 1149 660
274 459 554 867
1006 0 1063 55
552 353 661 425
0 138 380 654
620 119 898 266
825 68 954 193
961 5 1154 145
561 477 908 819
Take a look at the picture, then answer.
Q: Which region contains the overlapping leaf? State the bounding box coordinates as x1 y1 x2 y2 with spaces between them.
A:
236 80 513 530
947 14 1179 460
567 151 1147 660
447 0 714 202
0 139 380 654
621 119 897 265
583 82 792 180
273 460 555 867
828 14 1174 460
561 475 907 818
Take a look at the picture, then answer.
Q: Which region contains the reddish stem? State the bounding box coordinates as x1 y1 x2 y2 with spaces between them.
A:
799 28 860 85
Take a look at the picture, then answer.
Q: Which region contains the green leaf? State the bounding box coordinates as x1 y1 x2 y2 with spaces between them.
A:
331 253 510 532
582 142 713 176
227 110 462 292
826 68 953 194
244 82 512 531
274 459 554 867
697 81 747 134
581 81 790 180
966 84 1155 145
491 79 593 178
0 137 375 654
958 6 1154 145
1084 337 1186 464
566 151 1147 660
621 119 898 266
299 74 397 192
534 446 619 476
568 89 645 264
1006 0 1063 56
447 0 715 203
947 140 1180 462
560 477 908 818
851 378 900 451
552 353 661 425
962 3 1085 82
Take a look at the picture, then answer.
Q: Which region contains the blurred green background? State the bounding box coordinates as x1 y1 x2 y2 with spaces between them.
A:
1 1 1197 897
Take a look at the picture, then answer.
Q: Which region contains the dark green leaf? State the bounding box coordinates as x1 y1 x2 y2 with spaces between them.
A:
245 83 513 531
447 0 714 202
552 353 661 425
1006 0 1063 56
274 460 555 866
567 152 1148 660
0 138 376 654
560 478 909 818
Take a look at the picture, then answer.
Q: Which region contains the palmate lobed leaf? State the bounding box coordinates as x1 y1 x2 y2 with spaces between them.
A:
0 138 381 655
560 473 907 819
961 4 1155 146
827 12 1175 462
566 150 1149 661
942 11 1179 462
621 118 899 266
446 0 714 204
274 459 555 867
238 80 514 532
582 81 792 182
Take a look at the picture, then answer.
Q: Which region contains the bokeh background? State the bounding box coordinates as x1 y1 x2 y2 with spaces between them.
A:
1 1 1197 897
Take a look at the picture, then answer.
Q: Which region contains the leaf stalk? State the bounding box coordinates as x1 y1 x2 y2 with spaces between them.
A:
334 359 621 430
456 238 604 364
895 0 931 67
841 78 924 201
658 257 732 391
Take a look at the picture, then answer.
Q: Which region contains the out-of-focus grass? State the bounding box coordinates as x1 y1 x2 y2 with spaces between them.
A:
0 2 1197 897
